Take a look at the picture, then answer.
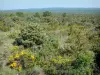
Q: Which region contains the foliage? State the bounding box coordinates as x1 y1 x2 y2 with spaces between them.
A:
11 16 20 22
43 11 52 17
36 25 96 75
73 51 94 68
0 23 10 31
34 12 40 18
0 12 100 75
16 12 24 17
62 13 67 17
0 40 3 45
42 56 72 75
59 25 93 56
14 24 46 48
7 46 35 72
0 18 11 31
8 30 20 39
68 51 94 75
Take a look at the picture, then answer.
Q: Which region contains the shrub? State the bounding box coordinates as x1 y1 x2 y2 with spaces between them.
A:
37 35 59 56
43 11 52 17
7 46 35 74
42 17 52 23
8 30 20 39
7 51 35 71
40 51 94 75
35 55 72 75
34 12 40 18
45 56 72 75
59 25 94 56
16 12 24 17
12 16 20 22
14 24 46 48
68 51 94 75
0 23 10 32
62 13 67 17
0 17 14 31
4 17 14 27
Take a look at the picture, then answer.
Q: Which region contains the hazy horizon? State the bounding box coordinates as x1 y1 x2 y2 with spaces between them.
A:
1 7 100 11
0 0 100 10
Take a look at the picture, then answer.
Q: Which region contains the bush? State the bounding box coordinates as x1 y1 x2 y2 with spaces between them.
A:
16 12 24 17
43 11 52 17
0 24 10 32
8 30 20 39
62 13 67 17
68 51 94 75
14 24 46 48
34 12 40 18
43 56 72 75
7 46 35 74
4 18 14 27
39 51 94 75
12 16 20 22
59 25 94 56
0 17 14 31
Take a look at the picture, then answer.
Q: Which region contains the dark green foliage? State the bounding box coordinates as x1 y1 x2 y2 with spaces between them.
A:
43 11 52 17
42 17 53 23
12 16 20 22
16 12 24 17
34 12 40 18
68 51 94 75
73 51 94 68
62 13 67 17
14 24 45 48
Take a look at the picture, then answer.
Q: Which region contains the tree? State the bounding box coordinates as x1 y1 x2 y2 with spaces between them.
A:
16 12 24 17
61 13 67 25
34 12 40 18
43 11 52 17
62 13 66 17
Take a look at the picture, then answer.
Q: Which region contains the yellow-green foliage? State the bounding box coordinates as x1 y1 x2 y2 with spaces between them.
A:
7 46 35 72
68 51 94 75
51 56 72 64
8 30 20 39
59 25 95 56
1 12 100 75
0 21 10 32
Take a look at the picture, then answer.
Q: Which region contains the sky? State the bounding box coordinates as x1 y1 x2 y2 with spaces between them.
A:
0 0 100 10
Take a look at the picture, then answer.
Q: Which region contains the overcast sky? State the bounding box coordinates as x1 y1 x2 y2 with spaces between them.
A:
0 0 100 10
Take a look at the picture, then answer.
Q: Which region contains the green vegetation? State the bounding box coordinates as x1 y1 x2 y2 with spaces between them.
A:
0 11 100 75
43 11 52 17
16 12 24 17
14 24 45 48
34 12 40 18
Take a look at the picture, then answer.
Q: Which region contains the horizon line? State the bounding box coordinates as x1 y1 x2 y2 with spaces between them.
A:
0 7 100 11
